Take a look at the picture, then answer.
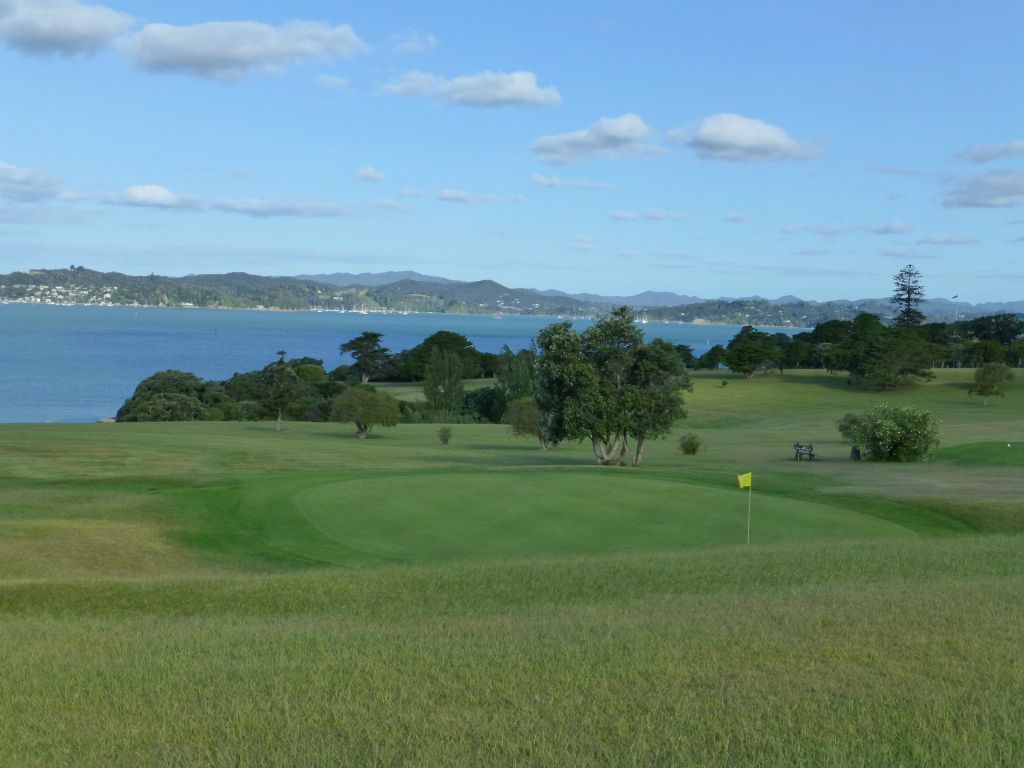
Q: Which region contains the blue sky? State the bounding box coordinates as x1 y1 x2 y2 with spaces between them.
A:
1 0 1022 301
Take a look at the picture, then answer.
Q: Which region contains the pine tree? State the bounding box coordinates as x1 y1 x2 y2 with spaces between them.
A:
891 264 926 327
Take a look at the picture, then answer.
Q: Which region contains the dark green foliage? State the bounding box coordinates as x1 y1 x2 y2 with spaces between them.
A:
462 386 507 424
340 331 391 383
696 344 727 370
423 347 464 418
967 312 1024 348
674 344 696 368
842 314 938 389
399 331 481 380
116 392 207 422
331 387 400 437
503 396 548 449
494 345 536 400
967 339 1007 365
970 363 1014 405
437 426 453 445
891 264 926 328
678 433 703 455
724 325 777 378
837 403 940 461
536 307 690 466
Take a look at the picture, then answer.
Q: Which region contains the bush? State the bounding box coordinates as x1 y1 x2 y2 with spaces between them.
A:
437 426 453 445
837 403 940 462
678 433 704 455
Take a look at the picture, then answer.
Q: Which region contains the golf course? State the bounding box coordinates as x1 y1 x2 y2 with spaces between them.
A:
2 368 1022 766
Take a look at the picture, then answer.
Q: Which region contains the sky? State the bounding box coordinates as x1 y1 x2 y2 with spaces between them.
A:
1 0 1023 302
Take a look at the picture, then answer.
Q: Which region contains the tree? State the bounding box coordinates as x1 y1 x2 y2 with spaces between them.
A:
331 387 399 437
504 396 549 449
841 314 937 389
891 264 926 328
724 325 777 378
837 403 940 462
535 307 690 466
399 331 481 380
494 345 536 400
423 347 464 418
1011 339 1024 368
264 351 299 432
970 363 1014 406
696 344 727 370
340 331 391 383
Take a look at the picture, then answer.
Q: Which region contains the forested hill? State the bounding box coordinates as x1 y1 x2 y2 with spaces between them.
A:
1 266 1018 324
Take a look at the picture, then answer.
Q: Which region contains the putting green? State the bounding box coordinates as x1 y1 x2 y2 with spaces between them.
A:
243 471 917 565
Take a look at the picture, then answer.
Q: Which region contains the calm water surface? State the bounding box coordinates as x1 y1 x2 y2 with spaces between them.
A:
1 304 773 423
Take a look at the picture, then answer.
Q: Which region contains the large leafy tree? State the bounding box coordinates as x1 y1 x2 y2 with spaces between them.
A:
891 264 926 328
398 330 481 380
970 363 1014 406
340 331 391 383
724 325 777 378
331 387 399 437
536 307 691 466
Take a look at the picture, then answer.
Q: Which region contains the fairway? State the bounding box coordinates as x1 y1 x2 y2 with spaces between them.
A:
1 368 1023 766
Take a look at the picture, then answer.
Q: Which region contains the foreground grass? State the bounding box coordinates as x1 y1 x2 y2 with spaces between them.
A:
1 368 1022 765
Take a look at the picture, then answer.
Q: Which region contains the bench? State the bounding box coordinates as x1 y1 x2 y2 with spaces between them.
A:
793 442 815 461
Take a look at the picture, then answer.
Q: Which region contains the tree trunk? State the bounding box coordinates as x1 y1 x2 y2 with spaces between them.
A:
632 436 646 466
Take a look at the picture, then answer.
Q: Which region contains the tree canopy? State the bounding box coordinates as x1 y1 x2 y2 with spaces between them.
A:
536 307 691 466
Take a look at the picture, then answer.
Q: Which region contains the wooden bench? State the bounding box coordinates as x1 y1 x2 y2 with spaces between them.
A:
793 442 815 461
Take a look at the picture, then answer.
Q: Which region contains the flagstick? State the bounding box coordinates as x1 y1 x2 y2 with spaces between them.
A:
746 486 752 545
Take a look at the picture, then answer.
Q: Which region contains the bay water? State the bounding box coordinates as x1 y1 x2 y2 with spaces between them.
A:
2 304 769 423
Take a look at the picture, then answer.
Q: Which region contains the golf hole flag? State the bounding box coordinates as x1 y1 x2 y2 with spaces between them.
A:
738 472 752 489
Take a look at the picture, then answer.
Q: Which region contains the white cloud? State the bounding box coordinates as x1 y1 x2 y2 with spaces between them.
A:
958 140 1024 163
611 208 686 222
917 235 980 246
782 224 849 237
531 114 654 165
398 187 424 198
0 0 132 56
370 198 411 213
0 160 65 201
571 236 597 252
316 74 348 90
531 173 614 190
881 249 934 260
116 184 202 209
944 171 1024 207
687 113 817 162
122 20 369 81
391 30 438 54
384 69 561 106
356 166 386 182
866 221 911 235
438 189 523 205
212 197 359 217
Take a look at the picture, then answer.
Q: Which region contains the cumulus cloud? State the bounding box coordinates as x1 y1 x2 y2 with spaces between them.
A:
116 184 202 209
316 74 348 90
121 20 369 81
686 113 817 162
391 30 438 54
917 235 980 246
531 114 654 165
384 69 560 106
944 171 1024 207
212 197 359 217
0 160 65 201
438 188 524 205
957 140 1024 163
531 173 614 190
355 166 385 182
0 0 133 56
611 208 687 222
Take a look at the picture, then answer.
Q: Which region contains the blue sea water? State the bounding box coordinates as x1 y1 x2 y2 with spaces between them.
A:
1 304 774 423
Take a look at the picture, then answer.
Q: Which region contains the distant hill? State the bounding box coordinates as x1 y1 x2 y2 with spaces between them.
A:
2 266 1021 324
298 271 457 288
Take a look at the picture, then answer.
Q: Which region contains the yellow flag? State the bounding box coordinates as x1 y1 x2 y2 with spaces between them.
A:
737 472 752 489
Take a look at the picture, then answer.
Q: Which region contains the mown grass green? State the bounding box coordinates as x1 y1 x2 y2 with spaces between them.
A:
1 368 1022 766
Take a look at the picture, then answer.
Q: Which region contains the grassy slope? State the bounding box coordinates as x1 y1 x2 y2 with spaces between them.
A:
1 368 1023 766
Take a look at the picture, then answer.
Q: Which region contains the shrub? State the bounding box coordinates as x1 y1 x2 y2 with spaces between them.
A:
837 403 940 462
678 433 704 455
437 426 453 445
